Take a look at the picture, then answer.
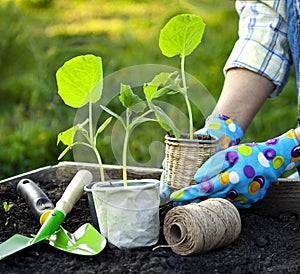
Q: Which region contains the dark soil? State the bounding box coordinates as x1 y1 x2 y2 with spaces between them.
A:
167 132 214 141
1 178 300 274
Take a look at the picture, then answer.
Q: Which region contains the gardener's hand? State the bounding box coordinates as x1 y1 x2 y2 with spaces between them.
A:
195 114 244 151
171 130 300 208
160 114 244 201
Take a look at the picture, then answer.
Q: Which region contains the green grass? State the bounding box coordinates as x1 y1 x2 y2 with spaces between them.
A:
0 0 297 179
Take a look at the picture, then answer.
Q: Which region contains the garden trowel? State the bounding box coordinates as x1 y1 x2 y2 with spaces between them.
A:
0 170 106 260
16 177 106 256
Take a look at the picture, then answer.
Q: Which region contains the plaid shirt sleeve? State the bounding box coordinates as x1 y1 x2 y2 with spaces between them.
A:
224 0 292 97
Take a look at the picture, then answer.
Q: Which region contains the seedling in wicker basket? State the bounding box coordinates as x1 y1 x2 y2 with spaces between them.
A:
159 13 206 139
56 54 112 182
158 14 219 190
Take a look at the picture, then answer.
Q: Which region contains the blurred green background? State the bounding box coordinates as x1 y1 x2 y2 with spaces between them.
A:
0 0 297 179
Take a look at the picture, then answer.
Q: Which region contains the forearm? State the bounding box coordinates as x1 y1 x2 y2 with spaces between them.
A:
213 68 300 144
213 68 275 132
224 0 291 98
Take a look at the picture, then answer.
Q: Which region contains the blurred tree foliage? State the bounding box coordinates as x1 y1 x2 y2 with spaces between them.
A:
0 0 297 179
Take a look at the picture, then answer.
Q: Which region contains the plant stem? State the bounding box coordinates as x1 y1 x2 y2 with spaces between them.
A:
93 147 105 182
122 108 131 187
181 55 193 139
89 102 94 140
122 109 154 187
89 101 105 181
71 141 105 182
123 129 129 187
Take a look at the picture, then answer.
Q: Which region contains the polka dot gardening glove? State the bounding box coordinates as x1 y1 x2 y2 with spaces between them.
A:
195 114 244 151
171 129 300 208
160 114 244 202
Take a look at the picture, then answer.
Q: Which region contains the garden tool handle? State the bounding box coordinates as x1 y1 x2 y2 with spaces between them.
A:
16 178 54 224
56 170 93 216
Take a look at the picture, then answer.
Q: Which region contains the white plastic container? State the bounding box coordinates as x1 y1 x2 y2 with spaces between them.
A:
85 179 160 249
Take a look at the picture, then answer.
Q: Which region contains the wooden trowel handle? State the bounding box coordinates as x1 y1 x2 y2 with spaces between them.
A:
56 170 93 216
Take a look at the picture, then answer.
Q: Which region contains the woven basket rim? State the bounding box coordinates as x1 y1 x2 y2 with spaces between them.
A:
165 134 219 144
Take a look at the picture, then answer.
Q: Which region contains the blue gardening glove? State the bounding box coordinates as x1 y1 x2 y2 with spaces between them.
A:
160 159 171 202
160 114 244 201
195 114 244 151
171 129 300 208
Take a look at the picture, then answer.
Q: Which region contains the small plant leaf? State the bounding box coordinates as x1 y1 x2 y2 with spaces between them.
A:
56 54 103 108
100 105 125 127
119 84 146 113
95 117 113 141
3 202 14 213
152 105 180 139
57 126 78 146
159 14 205 57
57 125 81 145
144 72 178 101
57 119 89 146
166 74 184 95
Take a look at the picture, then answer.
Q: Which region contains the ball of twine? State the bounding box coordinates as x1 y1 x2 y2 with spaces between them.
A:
162 198 241 256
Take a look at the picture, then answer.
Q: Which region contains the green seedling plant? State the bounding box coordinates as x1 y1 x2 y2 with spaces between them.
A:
159 13 206 140
56 54 112 182
2 201 14 213
55 13 206 186
56 54 179 186
101 72 180 186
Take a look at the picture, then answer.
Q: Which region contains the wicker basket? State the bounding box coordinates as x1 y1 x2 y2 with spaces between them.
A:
164 134 218 189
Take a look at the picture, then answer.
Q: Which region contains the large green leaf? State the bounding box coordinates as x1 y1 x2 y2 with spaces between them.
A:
159 14 205 58
56 54 103 108
119 83 146 113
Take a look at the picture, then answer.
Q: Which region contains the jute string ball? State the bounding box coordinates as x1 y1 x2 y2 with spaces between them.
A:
162 198 241 256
